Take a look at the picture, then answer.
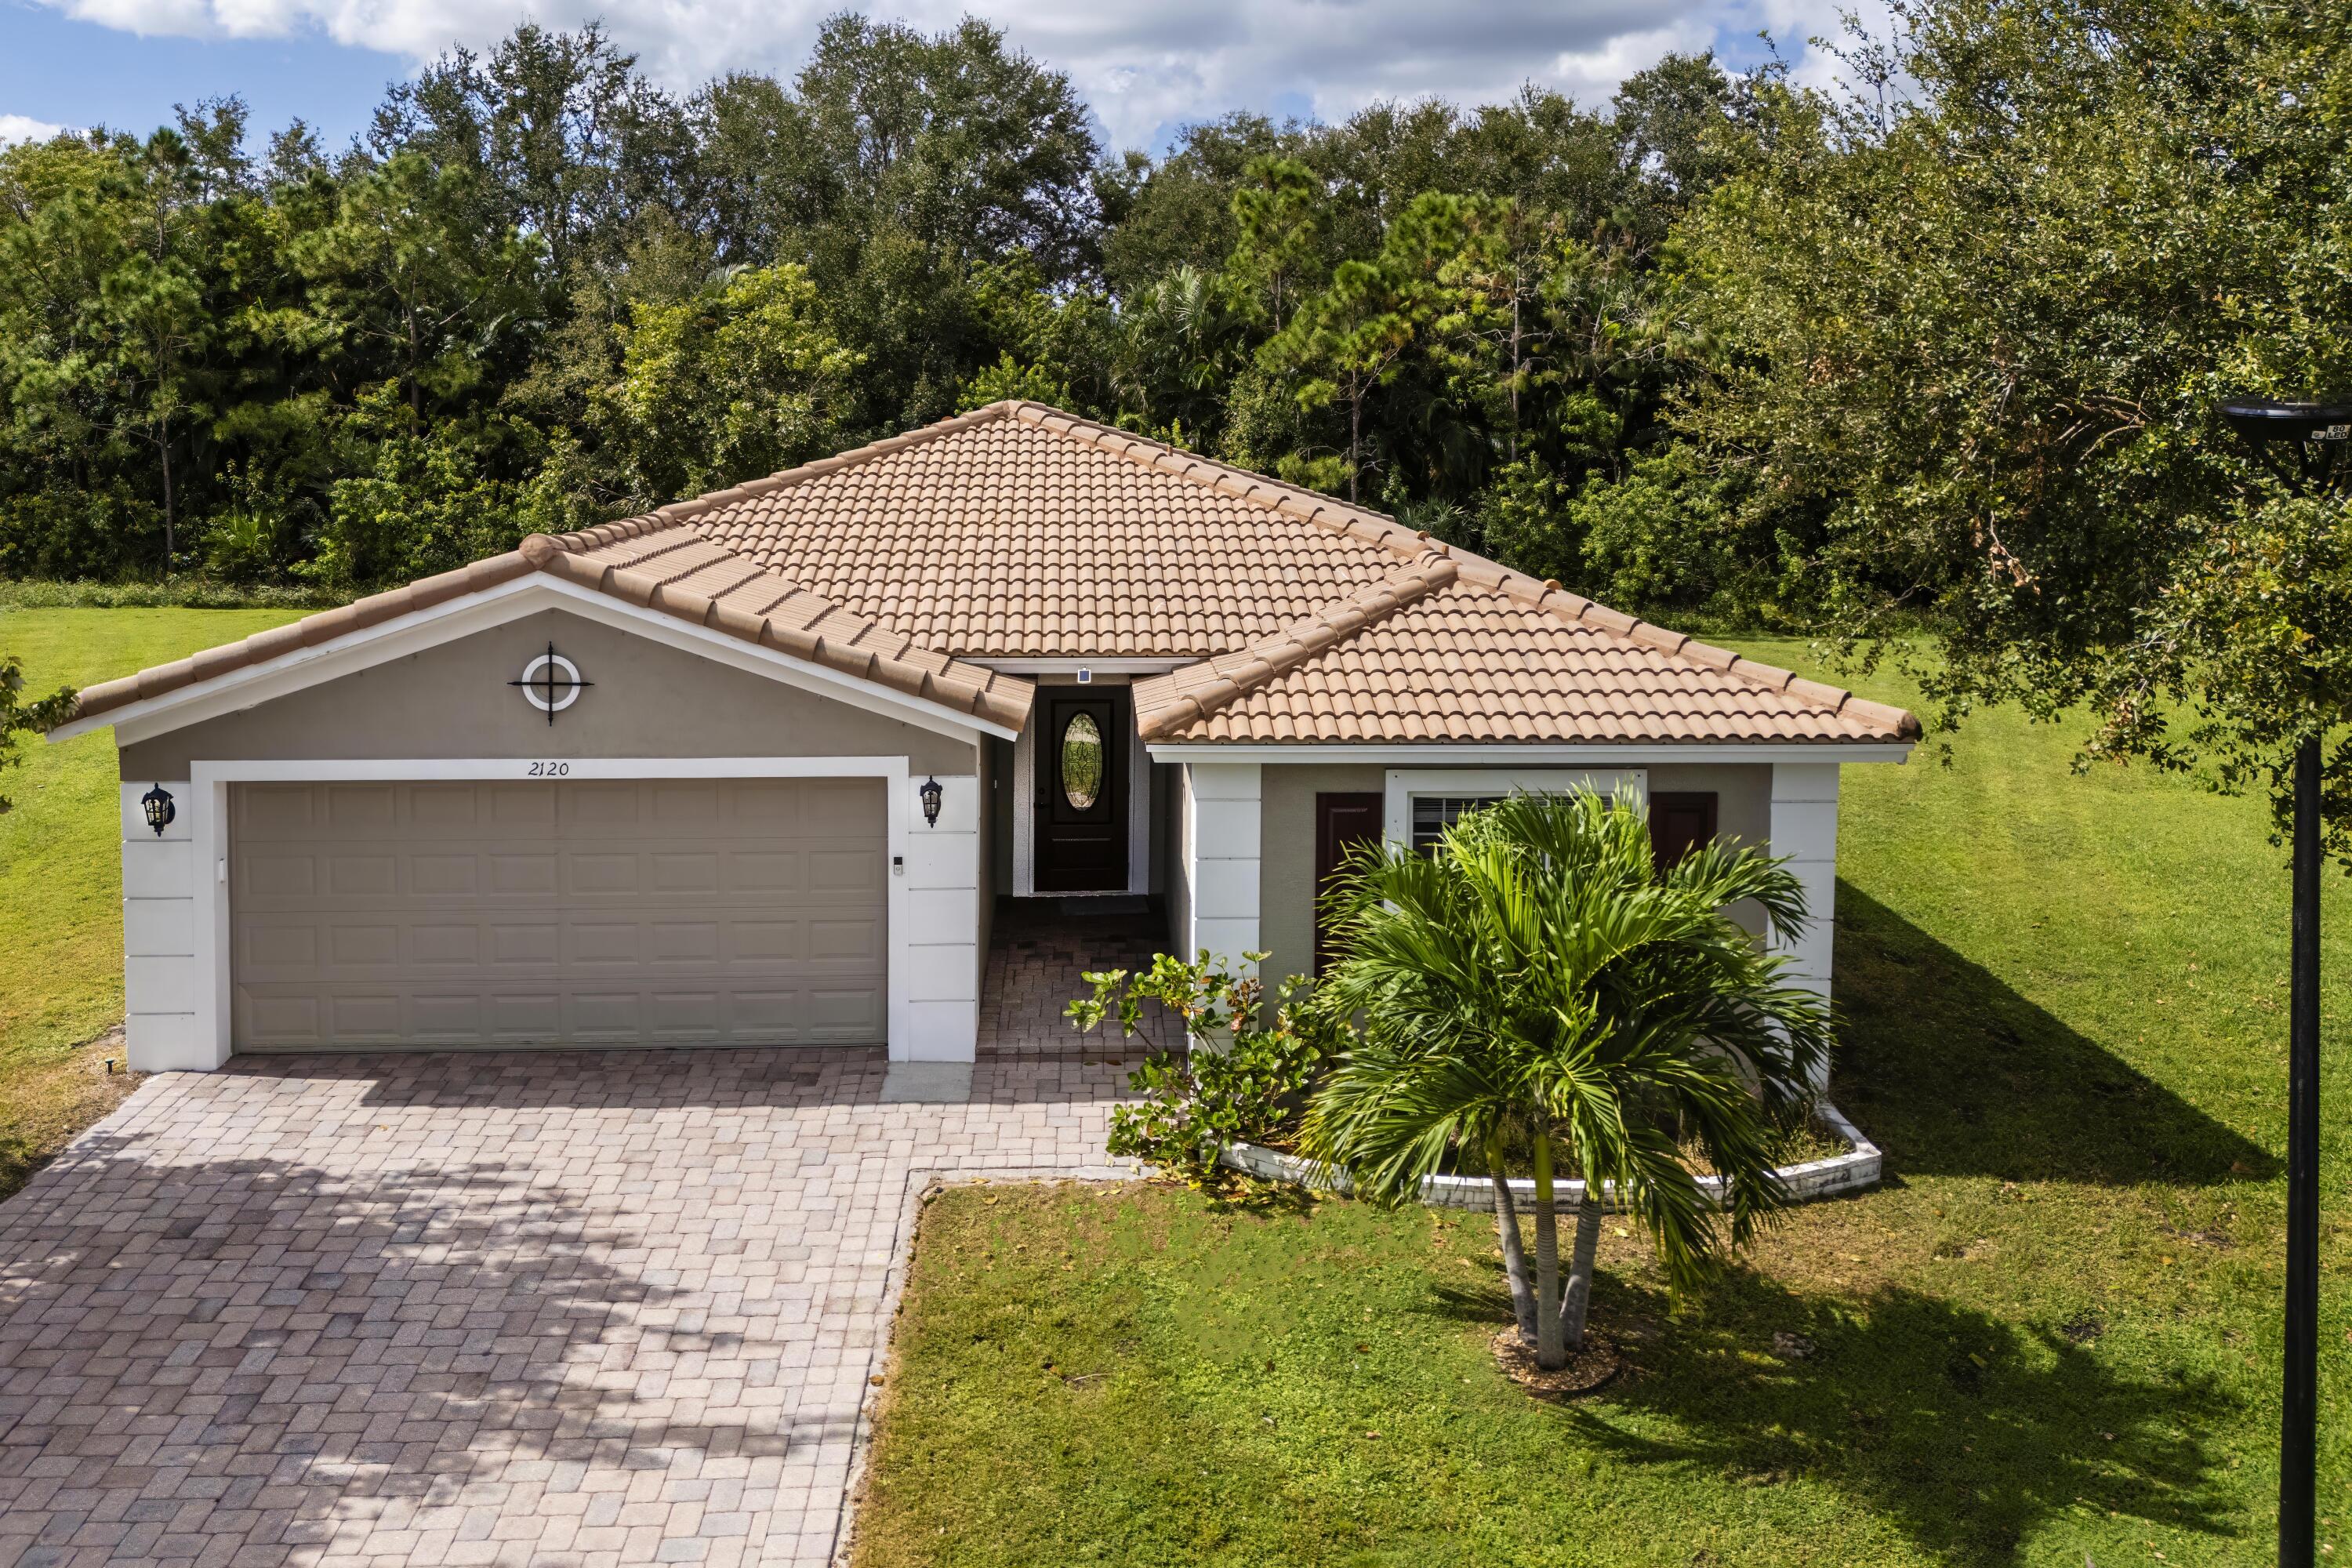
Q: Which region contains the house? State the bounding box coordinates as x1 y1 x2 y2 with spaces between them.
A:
52 401 1919 1074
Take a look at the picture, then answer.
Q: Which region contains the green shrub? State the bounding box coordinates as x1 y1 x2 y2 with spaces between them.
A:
1069 951 1350 1186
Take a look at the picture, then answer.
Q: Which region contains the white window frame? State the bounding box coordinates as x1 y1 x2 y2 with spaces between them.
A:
1381 768 1648 849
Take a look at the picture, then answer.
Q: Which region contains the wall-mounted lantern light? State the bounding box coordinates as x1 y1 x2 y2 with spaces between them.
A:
920 775 944 828
140 783 176 837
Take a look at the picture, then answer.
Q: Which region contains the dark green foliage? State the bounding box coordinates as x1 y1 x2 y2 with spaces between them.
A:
1070 952 1347 1188
0 655 71 814
0 25 1777 608
1674 0 2352 844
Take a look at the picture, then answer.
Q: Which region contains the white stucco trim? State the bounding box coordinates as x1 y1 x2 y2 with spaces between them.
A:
1151 742 1911 764
1186 763 1262 975
52 575 1018 747
1127 719 1152 897
1769 762 1842 1089
119 780 199 1073
142 756 978 1074
1381 768 1646 848
1011 718 1035 898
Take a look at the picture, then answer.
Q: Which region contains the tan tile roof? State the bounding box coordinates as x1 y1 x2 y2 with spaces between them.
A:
65 399 1915 750
64 519 1033 733
1131 546 1919 746
646 402 1420 658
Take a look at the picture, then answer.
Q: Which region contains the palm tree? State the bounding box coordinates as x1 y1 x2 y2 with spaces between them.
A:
1299 788 1831 1370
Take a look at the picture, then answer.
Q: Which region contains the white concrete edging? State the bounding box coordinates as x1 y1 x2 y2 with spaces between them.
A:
1218 1100 1882 1210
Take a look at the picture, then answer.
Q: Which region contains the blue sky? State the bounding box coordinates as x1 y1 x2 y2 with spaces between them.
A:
1 5 405 147
0 0 1844 156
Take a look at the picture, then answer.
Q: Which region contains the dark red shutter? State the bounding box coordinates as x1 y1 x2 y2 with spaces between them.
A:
1314 793 1384 974
1649 792 1719 871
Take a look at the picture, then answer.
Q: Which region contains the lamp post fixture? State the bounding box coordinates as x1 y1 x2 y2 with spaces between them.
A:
2216 395 2351 1568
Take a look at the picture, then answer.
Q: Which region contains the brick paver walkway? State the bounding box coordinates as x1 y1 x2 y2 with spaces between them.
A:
977 900 1184 1058
0 1049 1133 1567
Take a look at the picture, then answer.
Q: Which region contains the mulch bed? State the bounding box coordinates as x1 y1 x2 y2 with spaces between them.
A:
1490 1327 1621 1399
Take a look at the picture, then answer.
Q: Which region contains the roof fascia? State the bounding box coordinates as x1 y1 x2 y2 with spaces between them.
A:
62 575 1014 747
1145 742 1915 765
967 658 1192 674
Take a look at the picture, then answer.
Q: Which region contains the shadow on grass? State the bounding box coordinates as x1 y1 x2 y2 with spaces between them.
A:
1832 884 2276 1184
1559 1269 2245 1565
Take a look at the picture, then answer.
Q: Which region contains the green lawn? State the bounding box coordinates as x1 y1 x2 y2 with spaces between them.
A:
856 638 2352 1568
0 606 303 1196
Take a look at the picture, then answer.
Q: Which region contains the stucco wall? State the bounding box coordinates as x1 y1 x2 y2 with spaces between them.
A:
120 608 981 779
1256 760 1776 985
1258 764 1385 984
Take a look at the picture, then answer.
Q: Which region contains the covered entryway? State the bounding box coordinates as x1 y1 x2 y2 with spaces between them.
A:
230 776 887 1049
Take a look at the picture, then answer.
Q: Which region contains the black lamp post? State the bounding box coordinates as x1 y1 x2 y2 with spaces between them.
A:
2217 396 2352 1568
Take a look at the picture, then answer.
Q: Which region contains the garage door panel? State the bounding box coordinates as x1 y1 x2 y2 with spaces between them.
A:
567 780 642 826
409 784 480 828
729 851 801 894
648 782 723 825
568 922 642 964
327 994 401 1039
488 853 560 896
328 855 398 897
239 783 318 834
568 853 640 895
242 853 318 899
492 993 567 1039
410 993 484 1038
808 917 882 963
412 923 484 966
650 852 721 895
810 849 882 892
231 779 887 1050
412 854 477 896
327 924 401 968
325 784 398 832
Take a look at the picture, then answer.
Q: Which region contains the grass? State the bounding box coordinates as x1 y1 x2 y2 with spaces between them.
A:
855 637 2352 1568
0 605 304 1197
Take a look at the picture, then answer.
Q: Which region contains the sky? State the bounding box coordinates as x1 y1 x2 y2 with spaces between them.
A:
0 0 1861 156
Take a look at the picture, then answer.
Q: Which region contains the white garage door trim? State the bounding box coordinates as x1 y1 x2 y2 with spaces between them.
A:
180 756 980 1070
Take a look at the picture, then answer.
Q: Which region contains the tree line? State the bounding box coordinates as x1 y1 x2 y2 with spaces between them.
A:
0 15 1807 614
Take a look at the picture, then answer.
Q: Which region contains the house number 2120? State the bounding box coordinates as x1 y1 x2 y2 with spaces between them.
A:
525 760 572 777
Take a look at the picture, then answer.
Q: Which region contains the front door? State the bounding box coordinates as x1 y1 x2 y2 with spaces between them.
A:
1035 688 1128 893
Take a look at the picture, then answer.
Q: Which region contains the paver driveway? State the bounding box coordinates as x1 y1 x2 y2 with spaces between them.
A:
0 1049 1134 1567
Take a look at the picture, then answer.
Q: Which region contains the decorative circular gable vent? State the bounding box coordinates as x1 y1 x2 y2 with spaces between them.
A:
510 642 593 725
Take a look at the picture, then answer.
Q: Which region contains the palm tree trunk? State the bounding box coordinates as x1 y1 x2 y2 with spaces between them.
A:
1559 1187 1604 1350
1485 1127 1536 1342
1530 1125 1564 1370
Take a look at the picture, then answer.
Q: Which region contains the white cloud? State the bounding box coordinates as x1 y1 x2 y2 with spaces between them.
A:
0 113 71 145
27 0 1863 149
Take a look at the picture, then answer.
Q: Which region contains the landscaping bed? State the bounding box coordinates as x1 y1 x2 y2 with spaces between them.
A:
1218 1099 1882 1210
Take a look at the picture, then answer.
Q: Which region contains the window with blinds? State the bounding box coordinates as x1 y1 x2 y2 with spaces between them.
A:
1409 795 1503 854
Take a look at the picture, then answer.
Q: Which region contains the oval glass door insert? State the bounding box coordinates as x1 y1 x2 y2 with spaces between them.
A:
1060 713 1103 810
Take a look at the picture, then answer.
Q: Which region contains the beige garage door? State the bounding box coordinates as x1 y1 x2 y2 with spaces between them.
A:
230 778 887 1050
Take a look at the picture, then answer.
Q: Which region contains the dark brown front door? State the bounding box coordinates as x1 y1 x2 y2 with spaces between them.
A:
1035 688 1128 893
1314 792 1384 973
